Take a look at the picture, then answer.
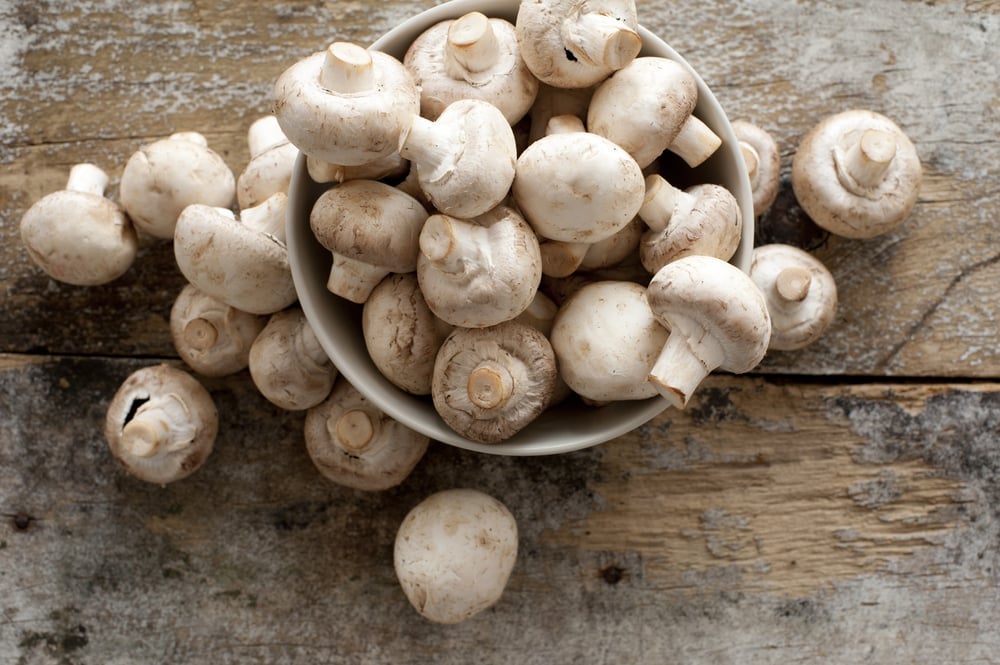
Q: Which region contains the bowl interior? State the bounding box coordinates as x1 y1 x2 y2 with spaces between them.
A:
287 0 754 456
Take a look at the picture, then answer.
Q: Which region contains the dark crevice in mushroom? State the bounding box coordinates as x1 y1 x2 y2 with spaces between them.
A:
123 395 150 428
564 48 578 62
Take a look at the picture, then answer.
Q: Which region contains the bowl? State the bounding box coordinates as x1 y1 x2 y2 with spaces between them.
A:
286 0 754 456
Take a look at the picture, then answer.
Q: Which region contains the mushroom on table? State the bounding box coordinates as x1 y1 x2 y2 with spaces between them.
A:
169 284 267 378
732 119 781 218
236 115 299 209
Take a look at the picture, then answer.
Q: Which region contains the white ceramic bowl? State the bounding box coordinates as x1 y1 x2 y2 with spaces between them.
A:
287 0 754 456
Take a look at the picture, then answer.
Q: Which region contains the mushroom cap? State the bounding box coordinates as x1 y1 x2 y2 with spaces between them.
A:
550 280 669 402
404 14 539 125
394 488 518 624
273 45 420 166
587 56 698 169
731 119 781 217
578 216 644 271
174 197 297 315
791 109 922 239
304 378 429 491
237 140 299 209
104 364 218 485
639 183 743 274
512 131 645 243
750 244 838 351
169 283 267 377
432 320 557 444
20 189 137 286
119 134 236 239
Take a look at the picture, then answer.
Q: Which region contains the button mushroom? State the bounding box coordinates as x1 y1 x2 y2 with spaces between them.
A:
169 283 267 377
791 109 922 239
308 179 428 304
104 364 218 485
404 11 538 125
587 57 722 168
19 163 138 286
731 119 781 218
305 151 409 186
273 41 420 166
174 192 297 315
515 0 641 89
645 255 771 409
417 206 542 328
304 378 429 491
236 115 299 209
398 97 517 219
394 488 518 624
248 306 338 411
432 320 557 444
749 243 838 351
119 131 236 239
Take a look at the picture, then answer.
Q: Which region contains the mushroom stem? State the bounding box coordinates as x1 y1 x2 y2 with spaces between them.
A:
668 115 723 168
247 116 289 158
397 116 457 182
320 42 376 94
648 325 726 409
837 128 898 191
775 266 813 302
183 317 220 351
240 193 287 242
467 360 515 410
327 254 392 303
333 408 381 455
120 393 198 459
539 239 589 277
446 12 500 77
65 163 109 196
562 12 641 70
740 141 761 190
419 214 486 273
639 174 694 233
545 114 586 135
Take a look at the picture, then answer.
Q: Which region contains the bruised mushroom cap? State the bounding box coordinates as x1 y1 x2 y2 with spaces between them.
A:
248 306 338 411
119 132 236 239
236 115 299 209
104 364 218 485
309 179 428 304
432 320 557 444
645 255 771 409
515 0 641 89
20 163 138 286
404 12 539 125
169 283 267 377
750 244 838 351
362 273 453 395
174 193 297 315
394 488 518 624
273 42 420 166
550 280 669 402
731 119 781 217
791 109 922 239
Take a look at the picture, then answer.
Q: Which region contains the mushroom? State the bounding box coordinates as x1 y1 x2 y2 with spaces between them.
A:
404 11 539 125
587 57 722 168
273 41 420 166
309 179 428 304
304 378 430 491
578 216 644 271
169 283 267 377
749 243 838 351
104 364 218 485
236 115 299 209
417 206 542 328
119 131 236 239
645 255 771 409
637 174 742 274
731 119 781 218
432 320 557 444
398 98 517 219
174 192 297 315
515 0 641 89
248 306 338 411
362 273 453 395
394 488 518 624
791 109 922 239
527 82 595 144
549 280 669 402
305 151 408 185
19 163 138 286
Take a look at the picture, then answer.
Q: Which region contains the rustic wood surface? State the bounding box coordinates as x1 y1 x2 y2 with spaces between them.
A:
1 0 999 663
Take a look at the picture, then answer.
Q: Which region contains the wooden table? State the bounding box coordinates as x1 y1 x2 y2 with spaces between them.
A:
2 1 998 662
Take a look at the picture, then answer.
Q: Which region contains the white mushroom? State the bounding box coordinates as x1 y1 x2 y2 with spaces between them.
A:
398 98 517 219
248 306 338 411
174 192 297 315
749 244 838 351
19 163 137 286
578 216 644 271
587 57 721 168
309 179 428 304
304 378 429 491
273 41 420 166
432 320 557 444
645 255 771 409
527 82 595 144
394 488 518 624
104 364 218 485
404 11 539 125
732 119 781 218
791 109 922 239
119 132 236 239
515 0 641 89
306 152 408 185
236 115 299 209
169 283 267 377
